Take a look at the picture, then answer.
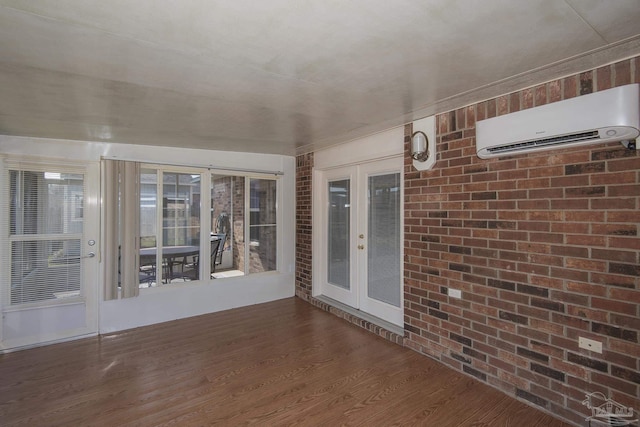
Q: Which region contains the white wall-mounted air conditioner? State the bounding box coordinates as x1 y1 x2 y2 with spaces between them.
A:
476 83 639 159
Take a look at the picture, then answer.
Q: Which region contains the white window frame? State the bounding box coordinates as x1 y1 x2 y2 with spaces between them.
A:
137 164 280 285
245 176 278 275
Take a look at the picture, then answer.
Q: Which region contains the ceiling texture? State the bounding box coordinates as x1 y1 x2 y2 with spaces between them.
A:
0 0 639 156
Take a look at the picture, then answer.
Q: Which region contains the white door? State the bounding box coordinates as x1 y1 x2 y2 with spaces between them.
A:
317 157 403 326
0 160 99 350
321 166 358 307
357 160 403 325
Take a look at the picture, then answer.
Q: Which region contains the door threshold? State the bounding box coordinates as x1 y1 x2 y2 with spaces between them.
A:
314 295 405 336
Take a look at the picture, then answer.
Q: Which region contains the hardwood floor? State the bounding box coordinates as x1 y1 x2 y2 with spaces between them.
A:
0 298 571 426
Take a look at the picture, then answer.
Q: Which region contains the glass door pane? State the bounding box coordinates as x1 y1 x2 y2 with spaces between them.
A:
367 173 401 307
327 179 350 289
8 170 84 304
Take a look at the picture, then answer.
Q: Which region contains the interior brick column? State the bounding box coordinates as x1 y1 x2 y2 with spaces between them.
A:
295 153 314 300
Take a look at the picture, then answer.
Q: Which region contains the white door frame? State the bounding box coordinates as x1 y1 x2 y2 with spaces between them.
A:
314 165 358 307
312 155 404 326
357 158 404 325
0 159 100 351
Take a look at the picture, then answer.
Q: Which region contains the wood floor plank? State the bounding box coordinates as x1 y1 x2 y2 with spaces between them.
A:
0 297 572 426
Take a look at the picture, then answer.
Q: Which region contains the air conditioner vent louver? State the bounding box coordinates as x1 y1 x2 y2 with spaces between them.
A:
476 84 640 159
487 130 600 154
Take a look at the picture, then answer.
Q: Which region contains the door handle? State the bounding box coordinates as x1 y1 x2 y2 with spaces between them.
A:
357 245 364 250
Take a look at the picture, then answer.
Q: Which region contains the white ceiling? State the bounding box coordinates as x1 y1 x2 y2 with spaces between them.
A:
0 0 639 156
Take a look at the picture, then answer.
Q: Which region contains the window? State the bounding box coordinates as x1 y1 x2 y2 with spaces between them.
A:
138 168 201 285
248 178 276 274
211 174 238 273
210 174 277 276
111 162 279 291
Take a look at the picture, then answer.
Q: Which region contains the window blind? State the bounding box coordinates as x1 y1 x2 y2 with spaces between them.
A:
1 158 86 306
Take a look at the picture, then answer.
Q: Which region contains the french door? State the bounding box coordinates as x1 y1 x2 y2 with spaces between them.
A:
316 157 403 326
0 159 99 350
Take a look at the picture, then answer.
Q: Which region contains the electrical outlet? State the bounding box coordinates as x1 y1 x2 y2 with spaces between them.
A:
448 288 462 299
579 337 603 354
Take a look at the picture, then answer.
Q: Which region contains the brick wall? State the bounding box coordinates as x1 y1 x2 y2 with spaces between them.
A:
294 56 640 426
295 153 313 300
404 56 640 425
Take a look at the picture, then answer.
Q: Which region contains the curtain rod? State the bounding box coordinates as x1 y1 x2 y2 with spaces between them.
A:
100 156 284 176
